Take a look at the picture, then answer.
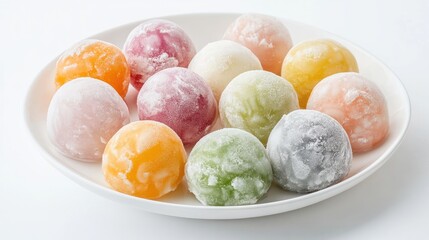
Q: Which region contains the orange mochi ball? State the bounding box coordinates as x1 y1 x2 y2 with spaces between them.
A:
55 39 130 98
307 72 389 153
102 121 187 199
223 13 293 75
281 39 358 108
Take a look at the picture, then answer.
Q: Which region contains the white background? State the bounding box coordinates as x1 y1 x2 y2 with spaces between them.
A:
1 0 428 239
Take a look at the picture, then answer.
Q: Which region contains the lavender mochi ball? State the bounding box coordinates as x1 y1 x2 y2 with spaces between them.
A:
47 77 130 162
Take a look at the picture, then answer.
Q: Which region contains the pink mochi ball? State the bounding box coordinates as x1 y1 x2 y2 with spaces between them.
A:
47 77 130 162
223 13 293 75
123 19 196 90
137 67 217 145
307 72 389 153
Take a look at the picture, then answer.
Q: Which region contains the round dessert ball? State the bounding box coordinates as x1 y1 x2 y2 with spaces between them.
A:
266 110 352 193
219 70 299 145
188 40 262 101
307 72 389 152
123 19 196 90
47 77 130 162
186 128 273 206
137 67 217 145
223 13 293 75
281 39 359 108
102 121 187 199
55 39 130 98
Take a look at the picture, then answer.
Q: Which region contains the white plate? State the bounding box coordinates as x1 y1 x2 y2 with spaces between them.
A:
24 13 411 219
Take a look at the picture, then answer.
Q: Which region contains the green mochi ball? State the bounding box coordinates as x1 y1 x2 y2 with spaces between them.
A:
185 128 273 206
219 70 299 145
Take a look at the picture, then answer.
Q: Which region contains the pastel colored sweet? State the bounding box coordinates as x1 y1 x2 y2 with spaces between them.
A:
186 128 272 206
47 77 130 162
102 121 187 199
188 40 262 101
137 67 217 145
266 110 352 193
55 39 130 98
219 70 299 145
123 19 196 90
307 72 389 152
281 39 359 108
223 13 293 75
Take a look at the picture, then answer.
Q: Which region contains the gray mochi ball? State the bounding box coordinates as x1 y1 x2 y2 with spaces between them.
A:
266 110 352 193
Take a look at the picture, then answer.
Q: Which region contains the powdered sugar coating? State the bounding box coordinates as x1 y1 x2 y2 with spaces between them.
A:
307 72 389 152
47 78 130 162
137 67 217 145
123 19 196 90
223 13 293 75
186 128 272 206
188 40 262 101
219 70 299 145
266 110 352 193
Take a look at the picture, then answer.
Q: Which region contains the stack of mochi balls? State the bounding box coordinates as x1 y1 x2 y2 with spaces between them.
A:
47 14 389 206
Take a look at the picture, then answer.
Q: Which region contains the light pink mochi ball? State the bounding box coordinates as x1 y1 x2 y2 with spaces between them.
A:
47 77 130 162
307 72 389 153
123 19 196 90
137 67 217 145
223 14 293 75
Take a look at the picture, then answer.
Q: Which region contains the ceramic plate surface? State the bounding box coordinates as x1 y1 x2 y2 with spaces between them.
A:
24 13 410 219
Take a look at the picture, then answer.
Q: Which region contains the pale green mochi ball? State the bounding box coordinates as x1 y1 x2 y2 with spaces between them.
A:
219 70 299 145
185 128 272 206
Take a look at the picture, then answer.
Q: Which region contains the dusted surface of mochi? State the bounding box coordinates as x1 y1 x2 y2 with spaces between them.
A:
223 13 293 75
123 19 196 90
102 121 186 199
137 67 217 145
219 70 299 145
185 128 272 206
55 39 130 98
47 78 130 162
307 72 389 152
281 39 358 108
188 40 262 101
266 110 352 193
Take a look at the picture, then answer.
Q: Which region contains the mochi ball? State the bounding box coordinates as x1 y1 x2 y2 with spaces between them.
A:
123 19 196 90
219 70 299 145
137 67 217 145
266 110 352 193
103 120 186 199
186 128 273 206
307 72 389 152
223 13 293 75
281 39 359 108
55 39 130 98
188 40 262 101
47 77 130 162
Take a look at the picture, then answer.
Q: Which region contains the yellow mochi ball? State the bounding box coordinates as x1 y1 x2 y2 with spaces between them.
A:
281 39 358 108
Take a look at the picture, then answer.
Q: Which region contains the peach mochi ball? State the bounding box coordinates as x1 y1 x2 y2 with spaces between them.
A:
223 13 293 75
307 72 389 152
123 19 196 90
